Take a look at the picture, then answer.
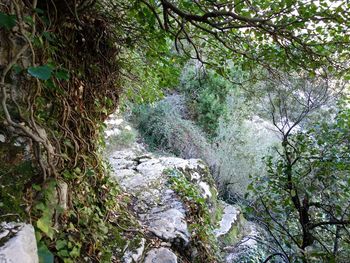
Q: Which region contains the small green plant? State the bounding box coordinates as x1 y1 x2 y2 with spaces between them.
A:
179 64 236 138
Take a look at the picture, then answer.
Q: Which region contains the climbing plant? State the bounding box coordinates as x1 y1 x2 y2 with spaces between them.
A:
0 0 145 261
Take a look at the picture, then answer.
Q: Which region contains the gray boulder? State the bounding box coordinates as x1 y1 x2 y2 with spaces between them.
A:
144 248 177 263
0 223 39 263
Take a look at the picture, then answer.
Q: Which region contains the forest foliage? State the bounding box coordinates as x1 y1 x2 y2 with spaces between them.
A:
1 0 350 262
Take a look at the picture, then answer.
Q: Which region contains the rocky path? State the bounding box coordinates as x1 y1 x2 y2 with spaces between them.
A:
0 114 259 263
105 114 259 263
109 143 213 262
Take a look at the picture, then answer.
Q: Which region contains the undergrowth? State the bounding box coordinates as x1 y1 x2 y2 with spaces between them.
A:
179 63 233 138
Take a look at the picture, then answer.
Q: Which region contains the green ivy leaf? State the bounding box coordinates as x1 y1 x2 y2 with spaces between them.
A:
56 239 67 251
70 246 81 258
24 15 34 26
291 189 296 197
42 31 55 42
12 64 22 74
38 243 54 263
37 217 54 239
28 65 52 80
0 12 16 29
54 69 69 80
34 8 45 15
32 184 41 191
37 218 49 234
35 202 46 211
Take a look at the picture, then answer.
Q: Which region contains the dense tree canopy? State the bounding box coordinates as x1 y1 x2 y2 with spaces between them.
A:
139 0 350 76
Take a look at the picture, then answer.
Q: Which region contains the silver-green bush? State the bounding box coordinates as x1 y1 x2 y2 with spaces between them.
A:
131 100 217 167
214 93 280 199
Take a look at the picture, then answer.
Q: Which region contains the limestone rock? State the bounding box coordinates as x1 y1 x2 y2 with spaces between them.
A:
110 158 137 170
0 223 39 263
148 208 190 246
214 203 241 239
105 115 259 262
144 248 177 263
123 238 146 263
199 181 212 198
136 159 164 181
224 222 259 262
159 157 207 178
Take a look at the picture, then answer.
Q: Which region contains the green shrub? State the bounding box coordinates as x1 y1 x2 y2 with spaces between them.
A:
179 63 234 137
214 92 280 199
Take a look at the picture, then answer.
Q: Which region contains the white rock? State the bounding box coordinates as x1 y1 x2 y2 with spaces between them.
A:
123 238 145 263
159 157 189 169
0 134 5 143
105 118 123 126
111 169 138 180
136 159 164 181
214 203 240 238
148 208 190 246
110 159 137 170
144 248 177 263
0 223 39 263
190 172 201 181
199 181 212 198
110 147 145 161
120 172 150 191
105 128 121 138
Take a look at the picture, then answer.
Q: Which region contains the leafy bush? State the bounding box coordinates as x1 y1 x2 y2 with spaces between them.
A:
248 106 350 262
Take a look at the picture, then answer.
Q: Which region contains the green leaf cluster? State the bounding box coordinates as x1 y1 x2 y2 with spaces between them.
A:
0 12 16 29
